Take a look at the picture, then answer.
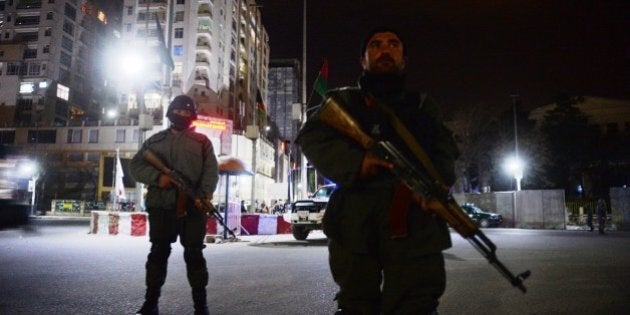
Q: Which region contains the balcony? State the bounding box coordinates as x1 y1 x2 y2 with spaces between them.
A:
195 76 209 87
196 42 211 52
197 27 213 39
16 0 43 10
195 59 210 68
198 10 213 19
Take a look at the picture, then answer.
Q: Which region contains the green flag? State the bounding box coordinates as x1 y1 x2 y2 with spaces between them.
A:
313 58 328 97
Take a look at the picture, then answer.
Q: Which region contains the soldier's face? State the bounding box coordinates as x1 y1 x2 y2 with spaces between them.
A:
172 109 192 117
361 32 406 74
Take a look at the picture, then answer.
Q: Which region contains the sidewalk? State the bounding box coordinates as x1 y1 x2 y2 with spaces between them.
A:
28 215 90 226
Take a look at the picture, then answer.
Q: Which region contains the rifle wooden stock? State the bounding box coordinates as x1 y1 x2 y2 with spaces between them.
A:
143 150 174 175
319 96 375 150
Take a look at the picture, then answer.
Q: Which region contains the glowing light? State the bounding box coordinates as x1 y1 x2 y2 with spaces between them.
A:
192 119 227 130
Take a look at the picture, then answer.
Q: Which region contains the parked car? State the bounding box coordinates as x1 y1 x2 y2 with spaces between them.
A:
460 203 503 228
282 184 336 240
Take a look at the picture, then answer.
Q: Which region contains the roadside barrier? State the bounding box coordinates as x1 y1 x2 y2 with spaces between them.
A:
90 211 291 236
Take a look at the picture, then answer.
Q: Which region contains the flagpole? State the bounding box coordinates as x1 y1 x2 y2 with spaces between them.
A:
112 149 118 210
300 0 308 199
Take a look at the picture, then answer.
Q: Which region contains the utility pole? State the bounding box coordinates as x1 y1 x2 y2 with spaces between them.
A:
511 94 519 161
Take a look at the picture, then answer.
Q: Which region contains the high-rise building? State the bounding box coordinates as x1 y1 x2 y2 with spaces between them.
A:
0 0 121 127
118 0 269 132
267 58 300 156
268 58 300 140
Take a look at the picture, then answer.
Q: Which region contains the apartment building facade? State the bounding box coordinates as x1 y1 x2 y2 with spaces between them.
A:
0 0 281 212
118 0 269 133
0 0 120 127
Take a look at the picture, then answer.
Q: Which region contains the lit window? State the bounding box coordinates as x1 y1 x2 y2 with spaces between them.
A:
20 82 35 94
173 45 184 56
57 84 69 101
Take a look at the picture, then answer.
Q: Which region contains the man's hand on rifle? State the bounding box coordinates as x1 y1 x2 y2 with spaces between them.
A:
194 198 212 211
412 193 444 216
158 173 181 189
360 152 393 178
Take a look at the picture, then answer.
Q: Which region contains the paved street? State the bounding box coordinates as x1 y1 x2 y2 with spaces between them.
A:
1 222 629 315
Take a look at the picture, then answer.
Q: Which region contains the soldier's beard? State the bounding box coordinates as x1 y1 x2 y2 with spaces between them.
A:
359 70 406 98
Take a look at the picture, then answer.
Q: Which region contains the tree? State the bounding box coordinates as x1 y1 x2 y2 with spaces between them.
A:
450 99 548 193
539 95 600 196
449 102 498 193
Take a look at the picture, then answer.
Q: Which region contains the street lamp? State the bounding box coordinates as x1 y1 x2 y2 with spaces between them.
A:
105 44 150 211
106 109 118 119
504 155 524 191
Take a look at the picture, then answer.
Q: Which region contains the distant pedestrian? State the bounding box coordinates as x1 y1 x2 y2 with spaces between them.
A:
260 201 269 213
241 200 247 213
596 198 607 235
586 204 594 232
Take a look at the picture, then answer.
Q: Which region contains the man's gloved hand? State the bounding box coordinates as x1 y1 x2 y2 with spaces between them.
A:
157 173 180 189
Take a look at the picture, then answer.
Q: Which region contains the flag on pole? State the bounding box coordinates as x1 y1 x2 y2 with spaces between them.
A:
154 13 174 69
256 89 267 127
115 149 126 201
313 58 329 98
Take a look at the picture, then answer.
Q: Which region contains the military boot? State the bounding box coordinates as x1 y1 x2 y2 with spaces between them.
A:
135 302 159 315
192 288 209 315
136 287 160 315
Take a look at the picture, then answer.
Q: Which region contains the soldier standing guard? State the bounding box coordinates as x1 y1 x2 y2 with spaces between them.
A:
130 95 219 315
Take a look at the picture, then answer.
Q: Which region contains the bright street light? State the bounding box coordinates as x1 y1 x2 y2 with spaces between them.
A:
504 156 524 191
106 109 118 118
104 45 148 86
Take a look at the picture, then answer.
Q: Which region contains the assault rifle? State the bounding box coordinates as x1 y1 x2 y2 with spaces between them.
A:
317 95 530 293
142 149 237 239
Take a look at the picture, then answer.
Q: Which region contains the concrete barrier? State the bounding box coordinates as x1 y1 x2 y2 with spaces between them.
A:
90 211 148 236
90 211 292 236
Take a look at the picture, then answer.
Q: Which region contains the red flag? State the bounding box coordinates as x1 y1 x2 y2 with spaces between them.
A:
256 89 267 126
256 89 266 113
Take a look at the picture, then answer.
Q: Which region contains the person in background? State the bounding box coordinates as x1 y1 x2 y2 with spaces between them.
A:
586 202 594 232
297 28 459 314
596 198 607 235
130 95 219 315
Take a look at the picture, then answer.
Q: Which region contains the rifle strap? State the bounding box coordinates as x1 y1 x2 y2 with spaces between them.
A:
366 94 447 186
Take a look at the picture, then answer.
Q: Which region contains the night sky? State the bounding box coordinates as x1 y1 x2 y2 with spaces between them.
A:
259 0 628 113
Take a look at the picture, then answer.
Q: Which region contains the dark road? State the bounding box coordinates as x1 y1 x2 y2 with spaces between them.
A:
1 224 629 314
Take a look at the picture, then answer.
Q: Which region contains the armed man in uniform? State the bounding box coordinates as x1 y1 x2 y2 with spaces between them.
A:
297 28 459 314
130 95 218 315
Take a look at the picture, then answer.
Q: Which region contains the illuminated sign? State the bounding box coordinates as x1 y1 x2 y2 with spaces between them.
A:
192 119 227 131
194 115 233 155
